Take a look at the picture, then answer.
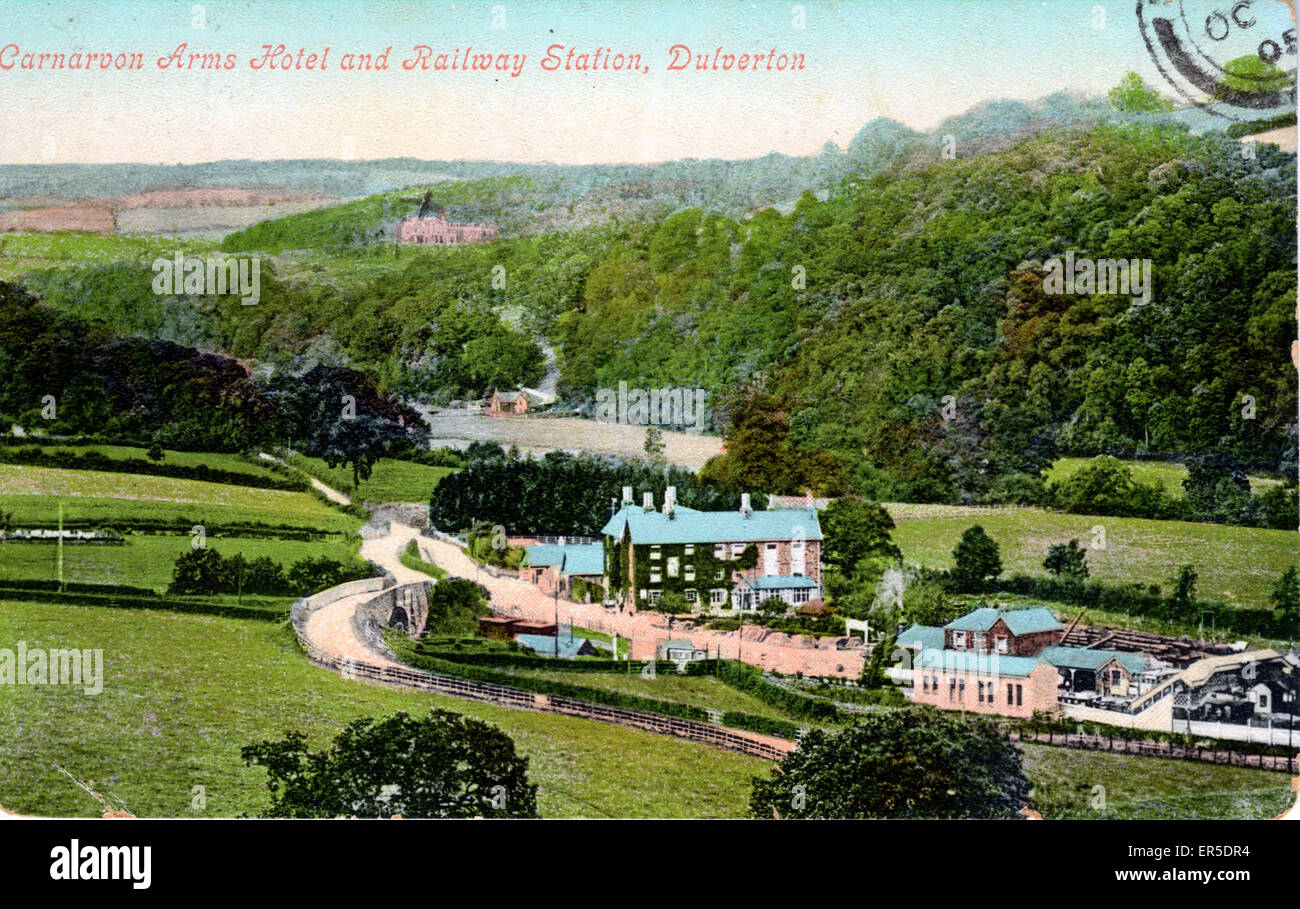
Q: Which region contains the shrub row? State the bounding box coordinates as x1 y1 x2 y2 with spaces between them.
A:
0 586 288 621
719 711 800 739
400 539 447 580
394 644 710 721
0 446 306 491
715 660 843 723
996 574 1292 640
413 642 714 675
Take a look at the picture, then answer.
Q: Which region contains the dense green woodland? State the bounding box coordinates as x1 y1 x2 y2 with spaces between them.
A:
6 112 1296 510
559 125 1296 502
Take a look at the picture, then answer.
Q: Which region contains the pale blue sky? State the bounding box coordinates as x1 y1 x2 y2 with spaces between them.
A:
0 0 1291 164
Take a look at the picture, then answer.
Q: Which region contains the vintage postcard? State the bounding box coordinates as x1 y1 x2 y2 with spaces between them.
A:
0 0 1296 882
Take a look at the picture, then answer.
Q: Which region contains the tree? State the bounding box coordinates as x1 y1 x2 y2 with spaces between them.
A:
755 596 788 623
1170 564 1198 614
1183 454 1251 523
821 498 902 578
656 590 691 625
951 525 1002 591
900 574 959 627
643 426 666 464
1043 539 1089 582
1107 71 1174 112
168 547 230 594
146 442 164 462
241 709 538 818
1051 456 1136 516
858 633 895 688
749 711 1030 819
1268 566 1299 633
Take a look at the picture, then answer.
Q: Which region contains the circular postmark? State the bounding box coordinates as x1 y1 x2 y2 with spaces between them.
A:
1137 0 1297 121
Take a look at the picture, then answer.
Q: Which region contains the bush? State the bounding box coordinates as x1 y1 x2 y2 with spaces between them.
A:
715 660 841 722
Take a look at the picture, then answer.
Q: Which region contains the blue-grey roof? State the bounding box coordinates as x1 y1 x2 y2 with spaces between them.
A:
1001 607 1063 635
523 543 605 577
601 503 822 544
1039 646 1146 675
917 648 1041 678
743 575 817 590
515 634 598 658
896 624 945 652
944 606 1061 635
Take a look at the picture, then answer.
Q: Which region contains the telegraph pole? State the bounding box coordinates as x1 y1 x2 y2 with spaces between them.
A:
56 501 64 591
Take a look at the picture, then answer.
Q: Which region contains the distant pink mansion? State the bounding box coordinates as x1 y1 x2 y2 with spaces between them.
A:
396 193 497 245
397 215 497 245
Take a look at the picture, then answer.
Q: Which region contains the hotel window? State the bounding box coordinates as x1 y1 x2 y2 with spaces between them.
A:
649 569 661 584
973 633 986 650
953 631 967 649
732 543 747 558
715 568 725 580
1015 684 1023 706
647 590 661 604
976 681 984 702
1007 683 1014 705
684 544 694 556
714 543 726 559
649 545 661 560
996 637 1008 654
922 676 929 692
793 589 810 604
684 589 698 603
948 679 955 702
666 557 679 578
683 565 695 581
710 589 726 604
1111 670 1121 685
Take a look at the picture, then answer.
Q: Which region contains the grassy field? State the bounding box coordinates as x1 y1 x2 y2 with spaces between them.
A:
0 534 363 591
0 600 769 818
1 444 285 483
2 465 358 533
288 454 456 503
1021 743 1293 819
885 503 1296 607
0 232 197 279
1046 457 1283 497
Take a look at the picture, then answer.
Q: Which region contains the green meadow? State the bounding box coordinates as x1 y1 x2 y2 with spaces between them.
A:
288 454 456 503
1 444 284 483
885 503 1296 607
0 600 767 819
1022 743 1292 819
0 534 363 591
1 465 358 534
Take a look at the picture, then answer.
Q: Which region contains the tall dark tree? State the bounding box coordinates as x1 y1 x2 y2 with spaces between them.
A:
1043 539 1089 582
750 711 1030 819
241 709 538 818
951 525 1003 591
